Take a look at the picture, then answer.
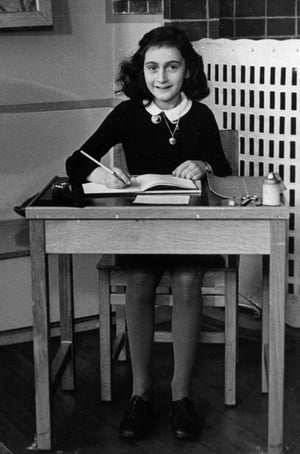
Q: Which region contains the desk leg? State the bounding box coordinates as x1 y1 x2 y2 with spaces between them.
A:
262 255 269 395
224 269 237 406
58 254 75 390
98 268 112 401
29 220 52 450
268 220 286 454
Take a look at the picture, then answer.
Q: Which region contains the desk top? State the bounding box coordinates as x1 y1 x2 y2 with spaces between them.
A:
25 177 289 221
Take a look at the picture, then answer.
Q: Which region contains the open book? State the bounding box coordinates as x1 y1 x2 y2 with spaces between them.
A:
83 174 201 195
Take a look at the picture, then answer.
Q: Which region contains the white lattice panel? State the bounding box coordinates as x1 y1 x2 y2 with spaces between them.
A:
194 39 300 326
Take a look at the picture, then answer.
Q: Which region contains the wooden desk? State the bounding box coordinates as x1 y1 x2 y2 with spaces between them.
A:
26 194 289 454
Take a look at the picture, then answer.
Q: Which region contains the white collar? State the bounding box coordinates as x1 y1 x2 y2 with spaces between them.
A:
145 92 192 123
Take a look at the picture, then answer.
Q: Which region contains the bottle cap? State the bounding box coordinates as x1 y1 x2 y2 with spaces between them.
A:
264 172 280 184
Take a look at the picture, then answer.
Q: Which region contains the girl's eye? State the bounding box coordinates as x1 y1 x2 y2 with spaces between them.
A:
167 64 179 71
145 65 157 72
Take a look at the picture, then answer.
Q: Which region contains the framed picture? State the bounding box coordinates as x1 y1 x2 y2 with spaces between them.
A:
106 0 162 23
0 0 53 29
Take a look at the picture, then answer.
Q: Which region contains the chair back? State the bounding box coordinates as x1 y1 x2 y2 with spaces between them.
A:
219 130 239 176
112 129 239 176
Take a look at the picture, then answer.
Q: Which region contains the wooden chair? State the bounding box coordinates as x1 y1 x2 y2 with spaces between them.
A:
97 130 239 406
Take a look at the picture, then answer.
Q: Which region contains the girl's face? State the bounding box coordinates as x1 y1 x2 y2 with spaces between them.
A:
143 45 187 110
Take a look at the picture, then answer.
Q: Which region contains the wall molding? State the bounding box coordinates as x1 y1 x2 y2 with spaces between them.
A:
0 315 100 346
0 97 118 114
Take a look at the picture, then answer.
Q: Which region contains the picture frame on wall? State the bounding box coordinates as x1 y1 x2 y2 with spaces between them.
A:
0 0 53 29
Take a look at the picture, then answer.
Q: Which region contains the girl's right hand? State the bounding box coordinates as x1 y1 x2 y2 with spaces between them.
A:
104 167 131 189
87 166 131 188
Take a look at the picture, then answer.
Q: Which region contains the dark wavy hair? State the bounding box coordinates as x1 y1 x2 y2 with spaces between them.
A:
115 26 209 102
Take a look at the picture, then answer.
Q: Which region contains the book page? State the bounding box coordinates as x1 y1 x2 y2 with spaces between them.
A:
83 174 201 195
133 194 191 205
83 179 140 194
135 174 198 191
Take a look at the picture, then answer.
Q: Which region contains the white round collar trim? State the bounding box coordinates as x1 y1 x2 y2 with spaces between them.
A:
145 92 192 123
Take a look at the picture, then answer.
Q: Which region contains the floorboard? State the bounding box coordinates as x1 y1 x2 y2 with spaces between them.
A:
0 328 300 453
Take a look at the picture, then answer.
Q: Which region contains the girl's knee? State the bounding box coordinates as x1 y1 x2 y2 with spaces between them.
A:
127 268 160 289
171 268 204 288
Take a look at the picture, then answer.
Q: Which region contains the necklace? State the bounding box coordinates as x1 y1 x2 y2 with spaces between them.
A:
162 112 180 145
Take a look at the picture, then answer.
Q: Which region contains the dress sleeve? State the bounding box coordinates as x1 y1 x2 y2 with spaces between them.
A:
65 102 126 183
201 106 232 177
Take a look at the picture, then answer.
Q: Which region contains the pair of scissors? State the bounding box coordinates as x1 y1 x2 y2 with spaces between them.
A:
240 194 261 206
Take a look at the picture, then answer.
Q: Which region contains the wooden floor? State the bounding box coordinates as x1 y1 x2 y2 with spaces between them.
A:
1 323 300 454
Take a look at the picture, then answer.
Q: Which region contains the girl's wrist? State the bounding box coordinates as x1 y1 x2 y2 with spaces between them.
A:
86 167 106 184
203 161 213 175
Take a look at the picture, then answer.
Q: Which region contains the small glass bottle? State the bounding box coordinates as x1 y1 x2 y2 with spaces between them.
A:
262 172 281 206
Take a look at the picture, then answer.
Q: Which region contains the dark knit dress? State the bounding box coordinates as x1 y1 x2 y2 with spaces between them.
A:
66 99 232 182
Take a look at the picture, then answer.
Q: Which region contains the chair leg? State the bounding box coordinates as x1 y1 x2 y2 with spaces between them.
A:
58 254 75 391
224 270 238 406
99 269 112 401
262 255 269 394
115 305 127 361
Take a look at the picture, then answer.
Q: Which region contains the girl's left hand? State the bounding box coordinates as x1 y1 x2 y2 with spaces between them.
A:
172 160 209 180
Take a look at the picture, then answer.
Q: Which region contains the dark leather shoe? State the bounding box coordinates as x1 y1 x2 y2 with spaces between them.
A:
171 397 199 439
119 395 154 439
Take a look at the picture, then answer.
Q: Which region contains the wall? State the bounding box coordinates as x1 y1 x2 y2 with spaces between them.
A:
163 0 300 39
1 1 110 211
220 0 300 39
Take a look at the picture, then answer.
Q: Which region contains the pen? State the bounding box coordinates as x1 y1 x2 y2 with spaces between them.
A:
80 150 128 184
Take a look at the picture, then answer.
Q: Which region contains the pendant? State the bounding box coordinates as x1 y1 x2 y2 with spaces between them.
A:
151 114 162 124
169 137 176 145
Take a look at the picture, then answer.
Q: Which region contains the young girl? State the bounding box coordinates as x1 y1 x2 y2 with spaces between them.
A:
66 26 232 440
